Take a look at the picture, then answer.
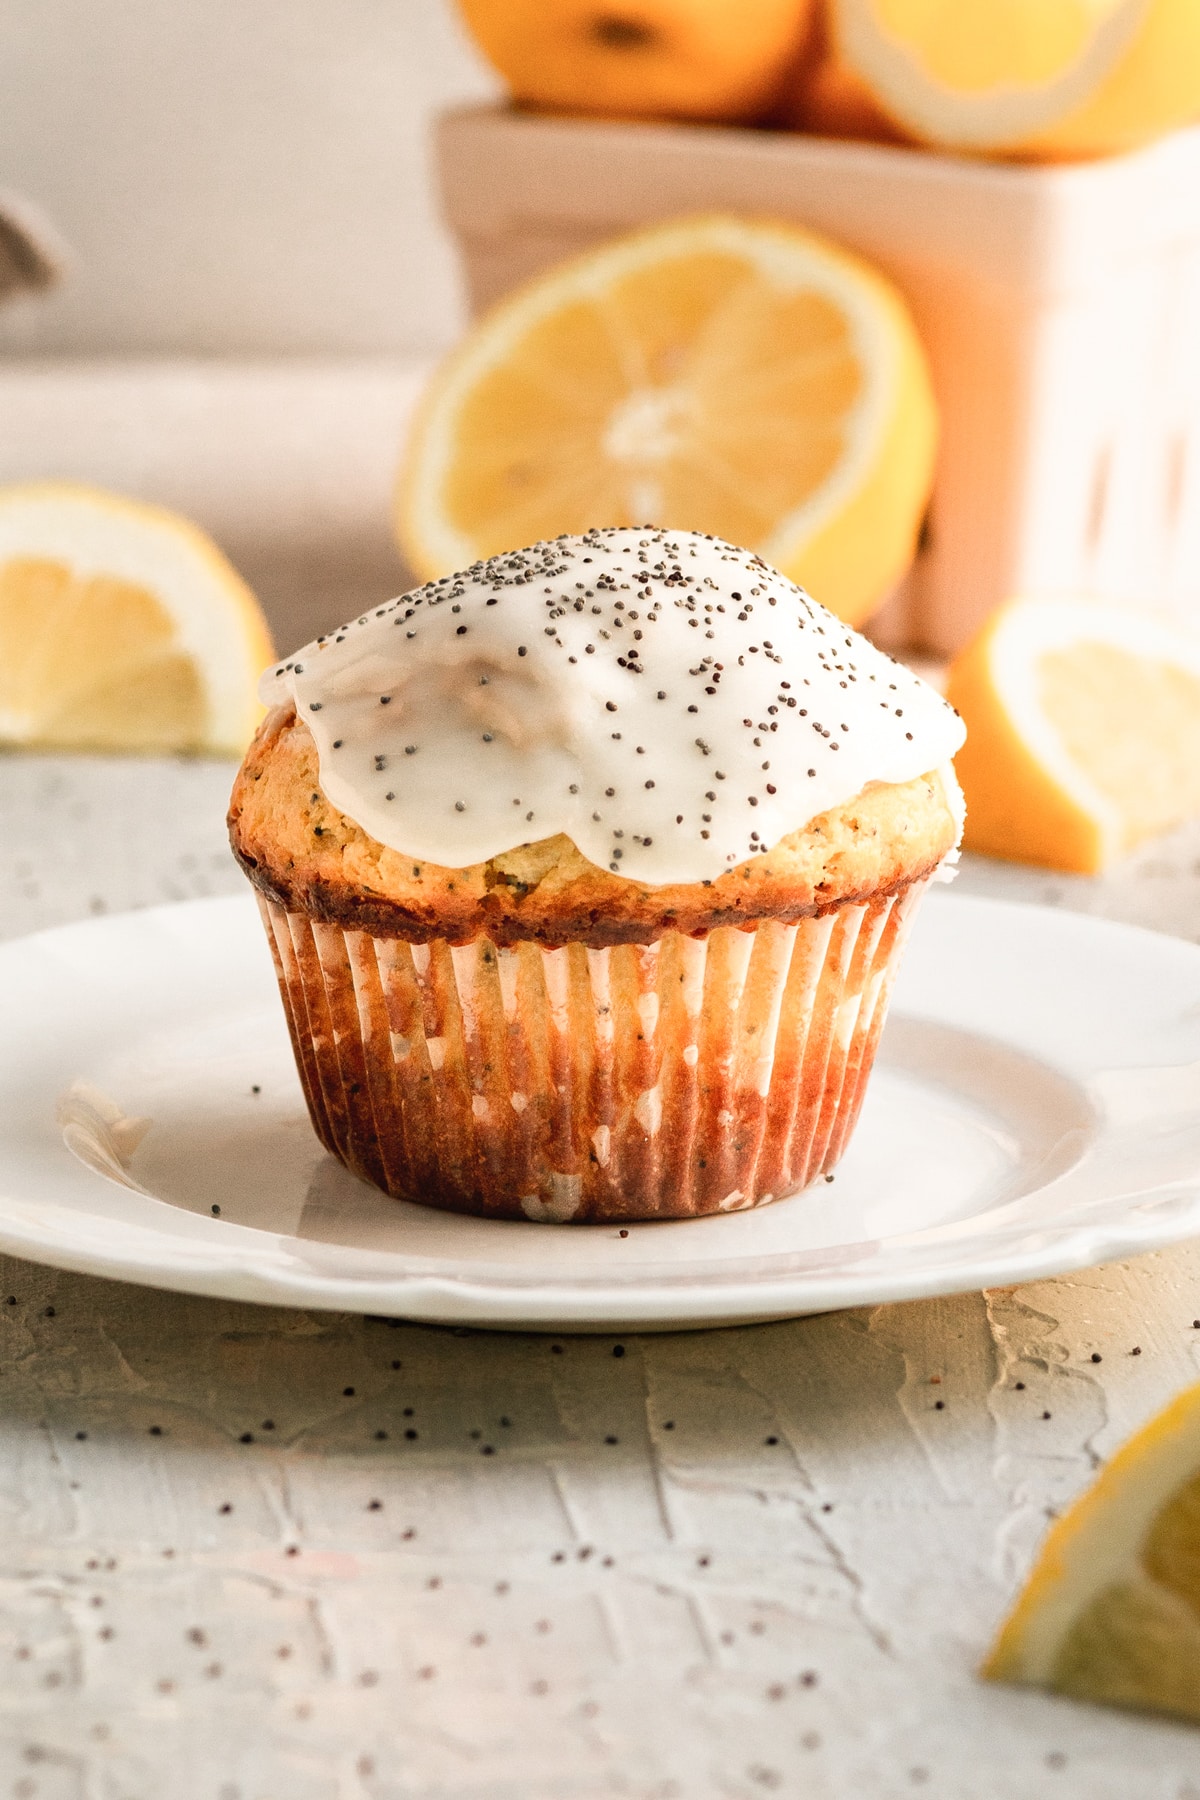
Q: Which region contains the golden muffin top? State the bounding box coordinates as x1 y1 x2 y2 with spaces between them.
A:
257 528 964 888
229 706 960 947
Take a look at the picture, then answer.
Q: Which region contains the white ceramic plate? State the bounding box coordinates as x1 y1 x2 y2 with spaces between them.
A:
1 891 1199 1330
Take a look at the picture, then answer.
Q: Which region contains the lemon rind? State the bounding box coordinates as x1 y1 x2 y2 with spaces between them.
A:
985 1382 1200 1685
399 215 912 598
0 482 272 755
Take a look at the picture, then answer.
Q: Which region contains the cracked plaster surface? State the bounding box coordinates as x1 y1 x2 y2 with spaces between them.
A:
2 760 1200 1799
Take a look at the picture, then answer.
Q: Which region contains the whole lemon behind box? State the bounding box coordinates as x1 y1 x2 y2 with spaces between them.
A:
458 0 817 125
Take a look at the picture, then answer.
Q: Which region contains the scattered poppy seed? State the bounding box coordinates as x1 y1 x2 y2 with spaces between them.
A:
261 529 955 884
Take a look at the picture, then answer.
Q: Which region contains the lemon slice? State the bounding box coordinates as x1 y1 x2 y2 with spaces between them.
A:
945 596 1200 873
833 0 1200 157
985 1382 1200 1722
398 215 937 627
0 483 273 755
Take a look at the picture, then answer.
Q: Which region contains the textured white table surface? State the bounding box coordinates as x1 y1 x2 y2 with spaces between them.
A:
3 753 1200 1800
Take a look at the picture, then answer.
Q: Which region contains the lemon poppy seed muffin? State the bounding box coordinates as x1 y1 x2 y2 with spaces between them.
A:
229 528 965 1223
233 709 958 942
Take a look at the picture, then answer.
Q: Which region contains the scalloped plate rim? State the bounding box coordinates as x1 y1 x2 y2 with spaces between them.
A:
0 891 1197 1329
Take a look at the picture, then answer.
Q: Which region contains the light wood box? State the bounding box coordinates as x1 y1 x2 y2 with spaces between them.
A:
437 103 1200 655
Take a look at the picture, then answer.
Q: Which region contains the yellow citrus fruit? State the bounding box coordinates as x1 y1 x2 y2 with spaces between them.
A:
946 595 1200 873
985 1381 1200 1723
783 43 915 142
781 6 914 142
398 215 937 627
833 0 1200 158
0 483 273 756
457 0 817 125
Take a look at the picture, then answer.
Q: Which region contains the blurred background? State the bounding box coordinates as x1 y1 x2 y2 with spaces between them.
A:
1 1 495 358
4 0 1200 873
0 0 498 641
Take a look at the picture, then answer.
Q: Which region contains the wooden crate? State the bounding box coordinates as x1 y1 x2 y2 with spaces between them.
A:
437 103 1200 655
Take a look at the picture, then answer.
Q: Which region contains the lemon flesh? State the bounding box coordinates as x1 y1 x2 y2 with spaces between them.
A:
399 215 937 628
986 1384 1200 1723
835 0 1200 157
946 597 1200 873
0 484 272 757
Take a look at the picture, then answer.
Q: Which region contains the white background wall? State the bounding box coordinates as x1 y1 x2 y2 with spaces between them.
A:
0 0 497 356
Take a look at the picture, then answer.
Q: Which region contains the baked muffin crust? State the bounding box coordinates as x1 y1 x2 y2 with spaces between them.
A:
230 706 959 947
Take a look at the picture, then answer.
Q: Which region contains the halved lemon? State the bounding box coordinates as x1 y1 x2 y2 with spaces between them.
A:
985 1381 1200 1722
0 483 273 755
398 215 937 627
833 0 1200 158
946 595 1200 873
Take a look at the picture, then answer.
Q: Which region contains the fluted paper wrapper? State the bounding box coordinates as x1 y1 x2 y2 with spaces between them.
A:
259 881 928 1223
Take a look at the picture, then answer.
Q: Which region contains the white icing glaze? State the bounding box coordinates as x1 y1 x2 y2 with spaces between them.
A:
260 529 965 885
933 761 966 884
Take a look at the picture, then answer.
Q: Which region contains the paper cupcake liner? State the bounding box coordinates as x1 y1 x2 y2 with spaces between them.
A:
258 880 928 1222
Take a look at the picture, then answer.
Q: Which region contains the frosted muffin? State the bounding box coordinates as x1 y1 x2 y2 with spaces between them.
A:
229 529 964 1222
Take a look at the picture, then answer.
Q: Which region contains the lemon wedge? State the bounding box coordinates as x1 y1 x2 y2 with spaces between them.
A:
985 1381 1200 1722
946 596 1200 873
398 214 937 627
833 0 1200 158
0 483 272 756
